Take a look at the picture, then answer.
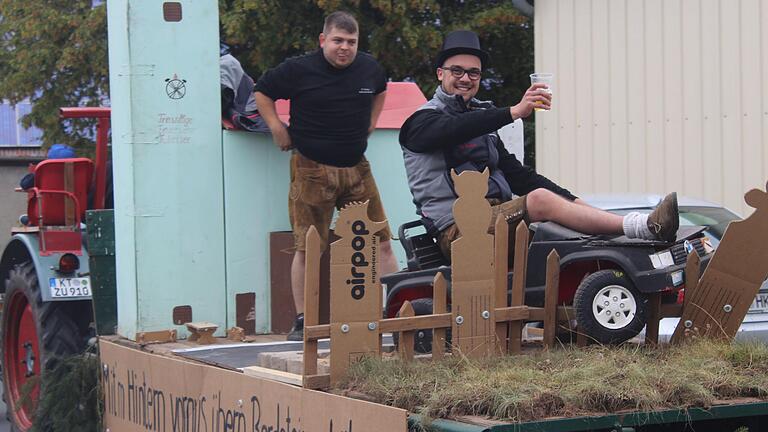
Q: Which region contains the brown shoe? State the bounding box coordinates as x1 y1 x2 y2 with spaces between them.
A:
647 192 679 242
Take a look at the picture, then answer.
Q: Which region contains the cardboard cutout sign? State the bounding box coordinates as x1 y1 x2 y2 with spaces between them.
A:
450 170 496 357
672 181 768 342
100 340 406 431
329 201 386 383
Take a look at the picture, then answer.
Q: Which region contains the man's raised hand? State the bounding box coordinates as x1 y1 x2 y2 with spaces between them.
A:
510 82 552 119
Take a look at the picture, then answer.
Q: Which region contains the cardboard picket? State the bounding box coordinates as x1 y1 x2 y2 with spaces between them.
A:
450 169 497 357
672 181 768 343
328 201 385 384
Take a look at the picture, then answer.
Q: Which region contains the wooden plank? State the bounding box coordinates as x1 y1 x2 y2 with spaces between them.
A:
303 226 321 376
543 250 560 349
644 293 662 346
379 313 452 333
494 214 509 353
660 303 683 318
432 272 448 359
493 306 530 323
243 365 302 387
397 301 415 362
576 327 588 347
305 324 330 340
450 170 496 358
509 221 529 354
64 161 75 225
303 373 330 390
186 322 218 345
684 250 701 308
135 329 177 345
528 306 575 322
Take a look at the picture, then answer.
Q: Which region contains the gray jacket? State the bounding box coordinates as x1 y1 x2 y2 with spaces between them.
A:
401 87 514 232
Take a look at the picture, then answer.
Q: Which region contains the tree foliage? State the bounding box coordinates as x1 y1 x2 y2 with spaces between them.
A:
0 0 108 152
221 0 533 107
0 1 533 155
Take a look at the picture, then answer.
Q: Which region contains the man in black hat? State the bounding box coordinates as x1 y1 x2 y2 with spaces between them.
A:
400 30 680 259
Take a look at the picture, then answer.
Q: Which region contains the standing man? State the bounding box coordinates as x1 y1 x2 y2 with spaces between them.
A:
400 30 679 259
255 11 400 341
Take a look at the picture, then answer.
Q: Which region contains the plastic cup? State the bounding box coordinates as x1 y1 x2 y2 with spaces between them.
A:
529 73 553 111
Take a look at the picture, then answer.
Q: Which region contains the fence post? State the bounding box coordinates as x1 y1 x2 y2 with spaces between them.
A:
432 272 448 359
543 250 560 349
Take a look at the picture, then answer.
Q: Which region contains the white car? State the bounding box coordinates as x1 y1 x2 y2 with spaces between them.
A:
583 193 768 343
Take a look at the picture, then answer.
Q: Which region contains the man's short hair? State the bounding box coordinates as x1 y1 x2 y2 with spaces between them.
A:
323 11 358 34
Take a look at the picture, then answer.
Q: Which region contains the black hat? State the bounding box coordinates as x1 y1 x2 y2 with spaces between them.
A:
435 30 489 68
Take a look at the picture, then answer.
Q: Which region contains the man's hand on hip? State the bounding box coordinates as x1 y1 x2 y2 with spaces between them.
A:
272 125 293 151
510 83 552 119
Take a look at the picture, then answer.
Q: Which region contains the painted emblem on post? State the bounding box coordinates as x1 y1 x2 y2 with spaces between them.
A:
165 74 187 99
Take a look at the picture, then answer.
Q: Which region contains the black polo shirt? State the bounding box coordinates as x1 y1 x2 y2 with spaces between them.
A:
255 50 387 167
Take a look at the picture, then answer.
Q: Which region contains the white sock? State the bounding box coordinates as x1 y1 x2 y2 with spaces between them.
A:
622 212 653 240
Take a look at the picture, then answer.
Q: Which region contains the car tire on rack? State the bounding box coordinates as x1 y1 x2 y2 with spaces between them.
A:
574 269 647 344
1 263 90 431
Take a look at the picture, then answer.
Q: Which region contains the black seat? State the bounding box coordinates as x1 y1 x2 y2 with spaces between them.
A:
398 220 449 271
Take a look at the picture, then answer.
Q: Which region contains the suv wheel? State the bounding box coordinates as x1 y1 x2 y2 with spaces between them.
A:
574 270 647 344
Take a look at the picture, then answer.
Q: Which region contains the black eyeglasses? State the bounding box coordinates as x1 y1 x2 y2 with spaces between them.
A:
441 65 482 80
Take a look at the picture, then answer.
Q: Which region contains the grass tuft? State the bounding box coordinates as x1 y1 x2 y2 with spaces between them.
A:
341 339 768 423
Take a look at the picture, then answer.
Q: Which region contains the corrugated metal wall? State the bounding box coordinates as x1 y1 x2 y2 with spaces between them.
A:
534 0 767 216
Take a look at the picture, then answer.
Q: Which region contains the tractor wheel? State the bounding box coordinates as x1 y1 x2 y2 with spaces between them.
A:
2 263 89 431
392 298 451 354
573 269 647 344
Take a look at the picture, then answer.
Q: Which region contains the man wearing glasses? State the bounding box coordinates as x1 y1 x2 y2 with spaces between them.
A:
400 30 679 260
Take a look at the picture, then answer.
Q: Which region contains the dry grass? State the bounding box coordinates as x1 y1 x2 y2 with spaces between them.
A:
339 340 768 423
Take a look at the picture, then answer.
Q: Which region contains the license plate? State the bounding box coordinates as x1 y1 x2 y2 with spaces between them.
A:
748 292 768 314
49 277 91 298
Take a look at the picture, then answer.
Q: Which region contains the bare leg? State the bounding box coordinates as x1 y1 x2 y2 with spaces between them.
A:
525 188 624 234
291 250 305 315
378 240 400 276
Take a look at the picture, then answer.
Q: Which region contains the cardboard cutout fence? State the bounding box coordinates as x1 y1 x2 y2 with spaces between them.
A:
297 173 768 389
